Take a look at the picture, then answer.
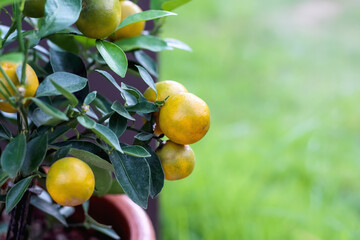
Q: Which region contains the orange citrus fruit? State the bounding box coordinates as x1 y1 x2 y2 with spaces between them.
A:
159 93 210 145
143 80 188 135
0 62 39 113
23 0 46 18
109 0 145 41
156 140 195 180
76 0 121 39
46 157 95 206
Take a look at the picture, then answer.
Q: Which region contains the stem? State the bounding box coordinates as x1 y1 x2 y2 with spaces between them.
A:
6 183 32 240
14 3 24 52
20 38 30 85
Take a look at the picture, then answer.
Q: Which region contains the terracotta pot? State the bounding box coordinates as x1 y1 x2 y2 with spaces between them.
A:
88 195 156 240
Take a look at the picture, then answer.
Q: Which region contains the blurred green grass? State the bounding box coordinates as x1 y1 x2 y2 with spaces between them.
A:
158 0 360 239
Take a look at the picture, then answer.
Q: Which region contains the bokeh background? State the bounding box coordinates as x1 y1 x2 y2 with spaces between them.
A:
157 0 360 239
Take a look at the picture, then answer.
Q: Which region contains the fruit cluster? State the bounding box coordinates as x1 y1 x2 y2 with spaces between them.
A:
144 81 210 180
23 0 144 40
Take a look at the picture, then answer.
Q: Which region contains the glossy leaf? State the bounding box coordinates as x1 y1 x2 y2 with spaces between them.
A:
38 0 82 37
50 80 78 107
114 35 169 52
69 148 114 172
111 101 135 121
54 144 72 160
164 38 192 51
0 123 11 140
49 49 86 77
1 134 26 177
126 101 158 113
96 40 127 78
0 0 21 8
0 170 9 187
77 116 96 129
91 166 112 196
109 151 150 208
134 50 158 77
6 176 34 213
109 113 127 138
123 145 151 158
21 134 48 176
0 52 23 63
89 223 120 240
135 65 157 94
162 0 191 11
92 124 123 153
143 146 164 198
30 107 63 127
116 10 176 30
95 70 137 106
31 98 69 121
134 132 153 141
36 72 87 97
84 91 97 105
30 196 68 226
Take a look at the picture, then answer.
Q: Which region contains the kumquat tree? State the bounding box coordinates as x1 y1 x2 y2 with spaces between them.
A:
0 0 210 238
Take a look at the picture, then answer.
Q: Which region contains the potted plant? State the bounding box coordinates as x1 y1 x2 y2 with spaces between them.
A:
0 0 210 239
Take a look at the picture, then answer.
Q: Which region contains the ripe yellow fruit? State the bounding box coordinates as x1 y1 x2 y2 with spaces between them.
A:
46 157 95 206
0 62 39 113
109 0 145 41
159 93 210 145
156 141 195 180
23 0 46 18
143 80 188 135
76 0 121 39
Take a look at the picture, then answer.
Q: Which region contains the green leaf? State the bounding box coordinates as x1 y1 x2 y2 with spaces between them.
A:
69 148 114 172
77 115 96 129
121 83 148 103
0 123 11 140
95 70 137 105
164 38 192 51
36 72 87 97
30 196 68 226
49 49 87 77
109 151 150 208
96 40 127 78
90 166 112 197
54 144 72 160
116 10 176 30
6 176 34 213
48 33 80 54
134 132 153 141
0 170 9 187
126 101 158 113
48 119 78 143
84 91 97 105
143 146 164 198
114 35 169 52
53 140 114 172
111 101 135 121
21 134 48 176
1 134 26 177
0 52 23 63
161 0 191 11
50 79 79 107
135 65 157 94
31 98 69 121
134 50 158 77
30 107 64 127
89 223 120 240
0 0 20 8
38 0 82 37
92 124 123 153
109 113 127 138
123 145 151 158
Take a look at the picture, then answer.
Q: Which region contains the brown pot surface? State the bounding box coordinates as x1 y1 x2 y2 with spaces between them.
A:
89 195 156 240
